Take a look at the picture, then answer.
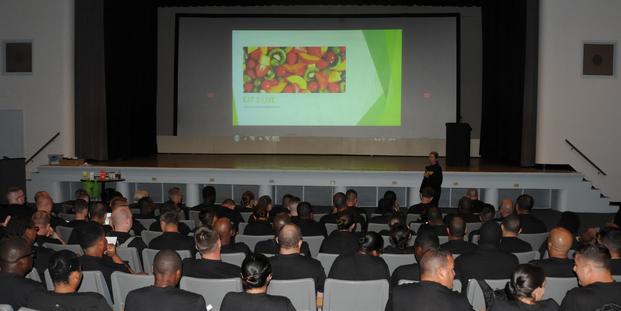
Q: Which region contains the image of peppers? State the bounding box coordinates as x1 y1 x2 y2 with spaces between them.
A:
243 46 346 93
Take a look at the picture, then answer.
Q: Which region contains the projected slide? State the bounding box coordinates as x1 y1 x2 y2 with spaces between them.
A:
232 30 402 126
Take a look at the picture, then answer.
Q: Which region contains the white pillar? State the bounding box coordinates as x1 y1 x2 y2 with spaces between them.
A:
48 181 63 203
115 182 130 199
408 187 420 206
333 186 347 194
483 188 499 207
259 185 273 198
185 183 201 207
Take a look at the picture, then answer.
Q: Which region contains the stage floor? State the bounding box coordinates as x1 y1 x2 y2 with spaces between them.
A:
90 154 573 173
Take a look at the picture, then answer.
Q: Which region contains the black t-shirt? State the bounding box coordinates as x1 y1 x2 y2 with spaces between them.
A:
328 253 390 281
319 231 359 255
270 253 326 291
293 218 327 237
610 258 621 275
191 203 217 212
50 214 68 228
470 200 493 214
445 213 480 224
454 244 519 286
181 258 240 279
407 202 435 215
383 246 416 254
560 282 621 311
0 272 45 310
125 286 206 311
420 163 443 191
254 239 312 257
26 290 111 311
221 241 252 256
68 221 112 244
217 206 245 225
529 258 575 278
386 280 473 311
220 292 295 311
78 255 129 294
500 237 533 253
33 245 55 280
131 219 146 236
66 219 89 228
320 210 367 231
518 214 547 234
490 298 559 311
35 234 63 247
148 232 195 254
441 239 477 255
148 221 192 236
417 223 448 236
390 263 420 287
243 220 273 236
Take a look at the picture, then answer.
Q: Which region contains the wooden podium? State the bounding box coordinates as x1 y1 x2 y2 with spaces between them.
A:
0 158 26 204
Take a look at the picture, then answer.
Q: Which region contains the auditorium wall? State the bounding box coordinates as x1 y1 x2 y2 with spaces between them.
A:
537 0 621 201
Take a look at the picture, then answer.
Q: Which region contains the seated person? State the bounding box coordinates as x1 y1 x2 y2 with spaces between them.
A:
66 199 89 228
216 198 245 226
386 249 473 311
344 189 370 227
489 264 558 311
465 188 493 214
407 186 436 215
319 212 359 255
441 215 477 255
269 223 326 292
109 197 145 236
107 206 147 255
221 254 295 311
500 214 533 253
269 194 291 222
35 192 67 228
599 227 621 275
88 202 113 234
560 244 621 311
76 222 130 292
530 227 575 277
148 211 195 255
468 204 496 243
26 250 111 311
329 231 390 280
125 250 206 311
516 194 547 234
286 196 300 219
243 207 273 235
213 217 251 256
447 197 480 223
32 211 64 246
254 214 311 257
134 197 157 219
0 237 45 310
238 190 256 213
321 192 366 231
390 230 439 287
191 186 217 212
198 208 218 228
292 202 327 237
378 213 408 236
383 225 415 254
537 212 581 257
417 206 448 237
182 226 240 278
149 202 192 236
496 198 516 221
369 198 399 224
8 216 54 281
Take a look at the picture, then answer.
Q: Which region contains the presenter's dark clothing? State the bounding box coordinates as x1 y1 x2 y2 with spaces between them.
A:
270 253 326 291
26 291 111 311
181 258 240 278
529 258 575 277
559 282 621 311
254 238 312 257
500 237 533 253
79 255 129 293
125 285 206 311
390 263 420 287
148 231 195 254
319 230 359 255
243 220 273 236
490 299 559 311
328 253 390 281
407 202 435 215
454 244 519 287
148 221 192 236
420 163 443 206
518 214 547 234
386 281 474 311
293 218 328 237
441 239 477 255
0 272 45 310
383 246 416 254
221 292 295 311
221 242 251 256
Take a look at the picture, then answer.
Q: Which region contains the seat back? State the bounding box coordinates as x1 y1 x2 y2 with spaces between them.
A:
471 234 480 244
268 278 316 311
313 214 326 222
303 235 324 258
466 279 509 311
323 278 389 311
140 230 163 246
110 271 154 311
116 247 143 273
135 218 156 230
367 223 388 232
220 252 246 267
79 270 113 306
324 223 338 234
409 222 422 233
236 235 272 251
25 267 41 282
240 212 252 222
613 275 621 282
513 250 540 264
141 249 191 274
43 269 54 290
58 213 75 221
317 253 339 274
382 235 391 248
465 222 481 234
520 232 549 251
189 210 201 228
543 277 578 304
179 277 242 311
397 279 462 292
180 219 195 230
0 305 13 311
55 226 74 242
438 236 449 244
406 214 419 224
237 222 248 234
42 243 84 255
381 253 416 274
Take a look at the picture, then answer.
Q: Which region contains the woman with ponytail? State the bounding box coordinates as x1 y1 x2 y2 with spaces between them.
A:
489 264 558 310
328 231 390 281
383 224 416 254
221 253 295 311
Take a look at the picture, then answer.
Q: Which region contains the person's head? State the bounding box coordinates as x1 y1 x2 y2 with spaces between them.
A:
501 214 522 237
48 250 82 292
508 264 546 303
297 202 313 220
31 211 52 237
419 187 435 204
466 188 479 201
499 199 515 218
109 197 129 211
199 209 218 227
76 222 106 256
5 187 25 205
159 201 179 216
547 227 574 259
253 206 268 221
168 187 183 205
345 189 358 207
389 225 412 250
425 206 443 225
599 228 621 259
387 212 404 230
336 212 355 231
377 198 395 215
0 236 33 275
194 226 221 259
35 193 53 213
153 249 183 287
573 244 613 286
479 204 496 223
447 215 466 240
557 211 580 236
5 215 38 245
515 194 534 214
73 199 89 220
359 231 384 256
202 186 216 205
288 197 300 216
133 189 149 202
89 202 107 225
383 190 397 203
221 199 236 211
138 197 155 216
277 223 302 254
241 191 255 208
74 189 88 201
256 195 273 212
419 248 454 289
281 194 293 210
414 230 440 261
272 213 291 236
428 151 439 165
213 217 234 245
160 211 179 233
111 206 133 233
457 197 473 214
333 192 347 211
241 253 272 292
479 221 502 246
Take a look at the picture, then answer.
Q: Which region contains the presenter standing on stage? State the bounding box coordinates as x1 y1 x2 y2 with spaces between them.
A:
420 152 443 207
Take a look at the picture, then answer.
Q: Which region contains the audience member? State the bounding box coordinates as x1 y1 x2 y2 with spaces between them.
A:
32 211 64 245
107 206 147 255
345 188 370 222
516 194 547 233
292 201 327 237
379 212 407 236
319 212 359 255
489 264 558 311
328 231 390 280
465 188 491 214
6 215 54 280
254 213 311 257
148 211 195 254
89 201 113 233
322 192 366 231
35 192 66 228
500 214 533 253
538 212 580 256
0 237 44 309
452 197 480 223
191 186 216 212
530 227 576 277
599 227 621 275
287 196 300 218
468 204 496 243
239 190 256 212
216 198 244 226
383 225 415 254
370 199 400 224
269 194 292 220
1 187 32 222
244 207 273 235
441 215 477 255
213 217 251 256
408 186 436 214
417 206 448 236
182 226 240 278
134 197 156 220
390 230 439 287
110 197 146 236
497 198 516 221
148 202 192 235
132 189 150 203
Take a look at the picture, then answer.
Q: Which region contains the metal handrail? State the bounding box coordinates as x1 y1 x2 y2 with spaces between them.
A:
565 139 607 176
25 132 60 165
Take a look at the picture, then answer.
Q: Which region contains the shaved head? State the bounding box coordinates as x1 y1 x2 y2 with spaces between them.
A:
548 227 573 258
213 218 232 236
420 248 454 288
278 224 302 249
111 206 132 229
0 237 32 275
499 199 515 218
153 249 182 275
272 213 291 234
